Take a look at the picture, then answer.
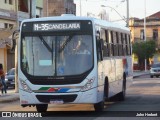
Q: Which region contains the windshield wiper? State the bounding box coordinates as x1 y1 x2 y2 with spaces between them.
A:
39 36 52 53
59 35 74 53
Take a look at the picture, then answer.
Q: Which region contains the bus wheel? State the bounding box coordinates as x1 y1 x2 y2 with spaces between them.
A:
94 83 106 111
104 78 109 101
119 76 126 101
36 104 48 112
94 101 104 111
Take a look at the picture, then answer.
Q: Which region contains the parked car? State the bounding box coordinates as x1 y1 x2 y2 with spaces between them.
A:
150 63 160 78
5 68 15 88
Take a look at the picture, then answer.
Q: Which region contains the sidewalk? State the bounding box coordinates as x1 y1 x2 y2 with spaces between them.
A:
133 70 150 78
0 71 150 103
0 93 19 103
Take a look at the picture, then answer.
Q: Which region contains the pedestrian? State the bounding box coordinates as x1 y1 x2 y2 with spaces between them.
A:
0 64 7 95
0 79 2 96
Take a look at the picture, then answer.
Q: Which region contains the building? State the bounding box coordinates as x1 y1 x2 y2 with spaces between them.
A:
43 0 76 17
0 0 44 72
0 0 17 72
18 0 43 26
129 11 160 66
129 11 160 46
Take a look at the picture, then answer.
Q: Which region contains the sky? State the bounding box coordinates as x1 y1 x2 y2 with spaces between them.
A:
74 0 160 26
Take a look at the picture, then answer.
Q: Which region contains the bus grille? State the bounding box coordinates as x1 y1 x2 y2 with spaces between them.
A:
36 94 77 103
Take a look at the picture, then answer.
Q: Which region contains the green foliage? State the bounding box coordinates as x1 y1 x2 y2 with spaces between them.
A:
132 40 156 66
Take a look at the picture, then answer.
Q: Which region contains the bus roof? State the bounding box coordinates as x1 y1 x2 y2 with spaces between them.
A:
22 14 130 33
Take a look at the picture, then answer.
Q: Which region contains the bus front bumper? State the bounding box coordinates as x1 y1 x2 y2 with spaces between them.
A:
19 87 98 105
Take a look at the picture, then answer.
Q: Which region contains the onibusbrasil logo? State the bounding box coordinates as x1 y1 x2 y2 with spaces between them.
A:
1 112 42 118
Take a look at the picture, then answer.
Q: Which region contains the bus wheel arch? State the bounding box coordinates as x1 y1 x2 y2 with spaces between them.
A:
94 76 109 111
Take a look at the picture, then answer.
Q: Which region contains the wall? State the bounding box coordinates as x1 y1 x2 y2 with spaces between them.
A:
0 48 7 73
0 0 16 11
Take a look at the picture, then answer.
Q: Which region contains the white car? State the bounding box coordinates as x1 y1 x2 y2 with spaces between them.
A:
150 63 160 78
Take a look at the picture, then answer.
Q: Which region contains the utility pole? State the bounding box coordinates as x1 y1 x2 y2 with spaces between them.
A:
80 0 82 16
126 0 129 27
30 0 36 18
144 0 147 71
14 0 19 93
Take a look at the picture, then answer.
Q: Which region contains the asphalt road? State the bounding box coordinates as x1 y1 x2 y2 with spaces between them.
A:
1 75 160 119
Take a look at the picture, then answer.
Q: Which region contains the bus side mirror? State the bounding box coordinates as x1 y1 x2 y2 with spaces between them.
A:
11 30 19 52
98 39 104 61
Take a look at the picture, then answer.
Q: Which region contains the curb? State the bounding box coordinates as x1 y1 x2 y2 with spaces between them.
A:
133 73 150 78
0 94 19 103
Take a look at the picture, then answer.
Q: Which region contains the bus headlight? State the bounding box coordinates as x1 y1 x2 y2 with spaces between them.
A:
20 80 32 93
81 77 95 92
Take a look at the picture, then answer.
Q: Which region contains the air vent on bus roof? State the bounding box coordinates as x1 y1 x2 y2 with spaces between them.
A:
61 14 75 17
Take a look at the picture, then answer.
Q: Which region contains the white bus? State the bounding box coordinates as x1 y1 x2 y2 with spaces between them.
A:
17 14 132 112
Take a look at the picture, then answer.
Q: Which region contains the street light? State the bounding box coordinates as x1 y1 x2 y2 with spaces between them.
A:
101 0 129 27
144 0 147 72
101 5 127 24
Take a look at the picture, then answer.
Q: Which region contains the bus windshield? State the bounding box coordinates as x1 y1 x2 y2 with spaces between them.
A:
21 34 93 77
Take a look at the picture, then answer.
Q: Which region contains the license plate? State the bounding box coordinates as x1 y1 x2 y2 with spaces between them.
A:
11 82 15 85
50 99 64 104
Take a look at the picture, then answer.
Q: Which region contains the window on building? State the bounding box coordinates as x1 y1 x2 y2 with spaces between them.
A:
4 0 7 3
9 24 13 29
9 0 13 4
18 0 29 12
65 8 68 14
4 23 13 29
140 29 144 40
153 29 158 40
36 7 42 18
4 23 8 28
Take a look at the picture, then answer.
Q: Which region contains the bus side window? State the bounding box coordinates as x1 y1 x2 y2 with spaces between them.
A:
100 28 109 57
110 31 114 56
121 33 126 56
116 32 119 56
118 32 122 56
112 31 118 56
125 34 128 55
96 30 102 61
105 30 110 57
127 35 131 55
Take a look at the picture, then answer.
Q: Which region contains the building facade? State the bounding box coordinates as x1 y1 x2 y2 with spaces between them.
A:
129 11 160 66
0 0 44 72
0 0 17 72
43 0 76 17
129 11 160 46
0 0 76 72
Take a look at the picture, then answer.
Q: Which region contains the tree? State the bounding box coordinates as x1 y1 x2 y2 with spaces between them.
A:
132 40 156 70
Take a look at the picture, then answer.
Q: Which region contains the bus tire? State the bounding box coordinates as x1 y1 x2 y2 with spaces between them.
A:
104 77 109 101
119 74 126 101
36 104 48 112
94 79 108 111
94 101 104 111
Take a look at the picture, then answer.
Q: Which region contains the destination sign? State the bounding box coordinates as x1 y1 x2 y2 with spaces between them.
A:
33 22 81 31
